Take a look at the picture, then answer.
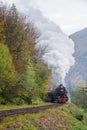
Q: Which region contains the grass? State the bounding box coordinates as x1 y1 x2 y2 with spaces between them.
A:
0 103 87 130
0 102 52 110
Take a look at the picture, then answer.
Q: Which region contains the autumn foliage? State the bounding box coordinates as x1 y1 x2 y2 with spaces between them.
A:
0 3 50 104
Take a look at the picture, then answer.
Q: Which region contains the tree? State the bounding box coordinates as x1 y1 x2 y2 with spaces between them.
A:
0 43 17 104
0 43 16 87
3 4 38 74
71 83 87 111
0 19 5 43
0 3 50 104
18 62 38 104
35 62 51 100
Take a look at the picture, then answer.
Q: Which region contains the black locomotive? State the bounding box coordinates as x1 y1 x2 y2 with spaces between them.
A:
47 84 68 103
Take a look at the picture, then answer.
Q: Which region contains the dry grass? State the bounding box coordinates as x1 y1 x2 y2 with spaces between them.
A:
0 103 87 130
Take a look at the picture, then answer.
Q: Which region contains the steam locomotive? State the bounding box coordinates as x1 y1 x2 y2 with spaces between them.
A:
47 84 68 103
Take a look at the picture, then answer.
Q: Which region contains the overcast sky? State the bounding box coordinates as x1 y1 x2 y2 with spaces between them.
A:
2 0 87 35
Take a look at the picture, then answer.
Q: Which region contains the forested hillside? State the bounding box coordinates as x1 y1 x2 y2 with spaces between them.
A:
0 3 51 105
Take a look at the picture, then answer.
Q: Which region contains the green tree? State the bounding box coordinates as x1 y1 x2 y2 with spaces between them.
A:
19 63 38 104
71 84 87 111
0 44 16 87
35 62 51 100
0 43 17 104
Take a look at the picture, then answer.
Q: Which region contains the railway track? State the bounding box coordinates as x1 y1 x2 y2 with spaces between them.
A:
0 103 60 118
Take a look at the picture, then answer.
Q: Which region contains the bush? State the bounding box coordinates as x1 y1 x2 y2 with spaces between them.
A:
74 108 84 121
24 96 32 104
71 85 87 111
32 98 44 105
11 97 25 105
0 97 5 104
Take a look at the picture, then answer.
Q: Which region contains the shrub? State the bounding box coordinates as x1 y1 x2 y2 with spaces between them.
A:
32 98 44 105
11 97 25 105
74 108 84 121
0 96 5 104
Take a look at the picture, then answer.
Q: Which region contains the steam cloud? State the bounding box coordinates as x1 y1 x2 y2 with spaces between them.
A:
27 7 75 86
3 0 75 87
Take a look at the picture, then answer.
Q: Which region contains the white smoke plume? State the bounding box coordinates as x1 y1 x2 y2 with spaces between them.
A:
2 0 75 87
27 7 75 87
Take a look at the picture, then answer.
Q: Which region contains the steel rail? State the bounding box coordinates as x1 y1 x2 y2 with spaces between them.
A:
0 103 60 118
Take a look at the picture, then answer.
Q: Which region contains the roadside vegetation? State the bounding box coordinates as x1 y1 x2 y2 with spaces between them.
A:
0 103 87 130
71 83 87 112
